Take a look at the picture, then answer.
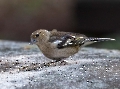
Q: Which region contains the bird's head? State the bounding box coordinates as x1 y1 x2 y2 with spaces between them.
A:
30 29 50 45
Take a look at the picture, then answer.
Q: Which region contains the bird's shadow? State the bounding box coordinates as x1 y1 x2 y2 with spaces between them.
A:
19 60 69 71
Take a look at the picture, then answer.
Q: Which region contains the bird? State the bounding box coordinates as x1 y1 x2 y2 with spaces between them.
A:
30 29 115 62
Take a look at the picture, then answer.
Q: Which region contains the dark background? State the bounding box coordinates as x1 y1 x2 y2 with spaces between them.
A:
0 0 120 49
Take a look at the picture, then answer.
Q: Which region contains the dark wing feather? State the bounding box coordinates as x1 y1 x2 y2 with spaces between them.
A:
49 30 87 49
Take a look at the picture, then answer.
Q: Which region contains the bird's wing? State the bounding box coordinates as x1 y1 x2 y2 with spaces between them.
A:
49 31 87 49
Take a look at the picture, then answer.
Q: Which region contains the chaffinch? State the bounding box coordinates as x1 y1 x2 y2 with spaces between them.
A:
30 29 115 61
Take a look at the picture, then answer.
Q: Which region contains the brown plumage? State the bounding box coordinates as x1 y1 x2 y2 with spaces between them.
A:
30 29 115 61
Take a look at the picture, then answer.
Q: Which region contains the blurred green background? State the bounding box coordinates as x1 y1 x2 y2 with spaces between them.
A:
0 0 120 49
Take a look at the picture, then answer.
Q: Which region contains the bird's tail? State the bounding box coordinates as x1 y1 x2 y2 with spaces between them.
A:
79 37 115 47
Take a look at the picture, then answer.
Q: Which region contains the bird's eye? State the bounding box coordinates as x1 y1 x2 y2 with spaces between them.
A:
35 34 39 37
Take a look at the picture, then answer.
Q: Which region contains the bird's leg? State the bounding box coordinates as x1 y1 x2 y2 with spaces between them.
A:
54 58 68 65
54 58 62 62
39 58 62 67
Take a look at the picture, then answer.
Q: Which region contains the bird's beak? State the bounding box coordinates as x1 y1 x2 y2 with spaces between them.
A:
29 38 37 45
29 42 33 45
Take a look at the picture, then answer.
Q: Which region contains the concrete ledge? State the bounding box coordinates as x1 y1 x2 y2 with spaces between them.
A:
0 40 120 89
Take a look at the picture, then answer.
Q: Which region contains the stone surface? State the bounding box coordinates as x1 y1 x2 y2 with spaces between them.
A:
0 40 120 89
